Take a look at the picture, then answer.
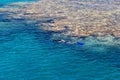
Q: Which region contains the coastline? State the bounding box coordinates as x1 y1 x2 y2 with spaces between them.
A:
0 0 120 45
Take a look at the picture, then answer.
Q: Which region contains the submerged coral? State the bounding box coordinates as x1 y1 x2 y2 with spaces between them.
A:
0 0 120 44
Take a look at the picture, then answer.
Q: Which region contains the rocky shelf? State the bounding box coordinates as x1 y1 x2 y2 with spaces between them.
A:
0 0 120 42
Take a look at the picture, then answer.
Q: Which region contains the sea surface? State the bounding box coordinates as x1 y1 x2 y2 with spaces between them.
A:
0 0 36 7
0 0 120 80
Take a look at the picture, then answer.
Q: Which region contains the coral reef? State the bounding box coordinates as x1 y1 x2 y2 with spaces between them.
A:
0 0 120 39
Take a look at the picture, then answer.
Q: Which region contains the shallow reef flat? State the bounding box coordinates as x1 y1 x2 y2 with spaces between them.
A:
0 0 120 44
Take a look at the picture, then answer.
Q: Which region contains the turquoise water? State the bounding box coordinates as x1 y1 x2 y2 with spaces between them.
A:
0 0 120 80
0 0 36 7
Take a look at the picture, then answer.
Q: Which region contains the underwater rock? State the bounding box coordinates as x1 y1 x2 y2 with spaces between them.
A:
0 0 120 43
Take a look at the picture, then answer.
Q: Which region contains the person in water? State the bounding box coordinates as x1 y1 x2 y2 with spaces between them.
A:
53 39 66 43
53 39 84 46
53 39 75 44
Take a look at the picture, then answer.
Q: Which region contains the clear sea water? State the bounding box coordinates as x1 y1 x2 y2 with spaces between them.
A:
0 0 36 7
0 0 120 80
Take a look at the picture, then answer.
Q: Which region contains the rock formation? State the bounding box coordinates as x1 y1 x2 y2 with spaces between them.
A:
0 0 120 39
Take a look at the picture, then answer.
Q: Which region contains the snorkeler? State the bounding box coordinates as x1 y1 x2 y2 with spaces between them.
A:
53 39 84 46
53 39 66 43
53 39 75 44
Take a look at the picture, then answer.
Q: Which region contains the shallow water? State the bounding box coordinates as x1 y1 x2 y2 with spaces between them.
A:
0 0 120 80
0 0 36 7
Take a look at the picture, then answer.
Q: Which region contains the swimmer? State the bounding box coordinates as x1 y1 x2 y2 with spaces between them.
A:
53 39 66 43
53 39 75 44
58 39 66 43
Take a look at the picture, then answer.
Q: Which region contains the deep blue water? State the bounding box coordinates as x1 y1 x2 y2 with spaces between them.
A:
0 0 120 80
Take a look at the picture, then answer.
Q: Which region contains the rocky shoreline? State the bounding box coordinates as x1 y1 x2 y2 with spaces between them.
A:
0 0 120 44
